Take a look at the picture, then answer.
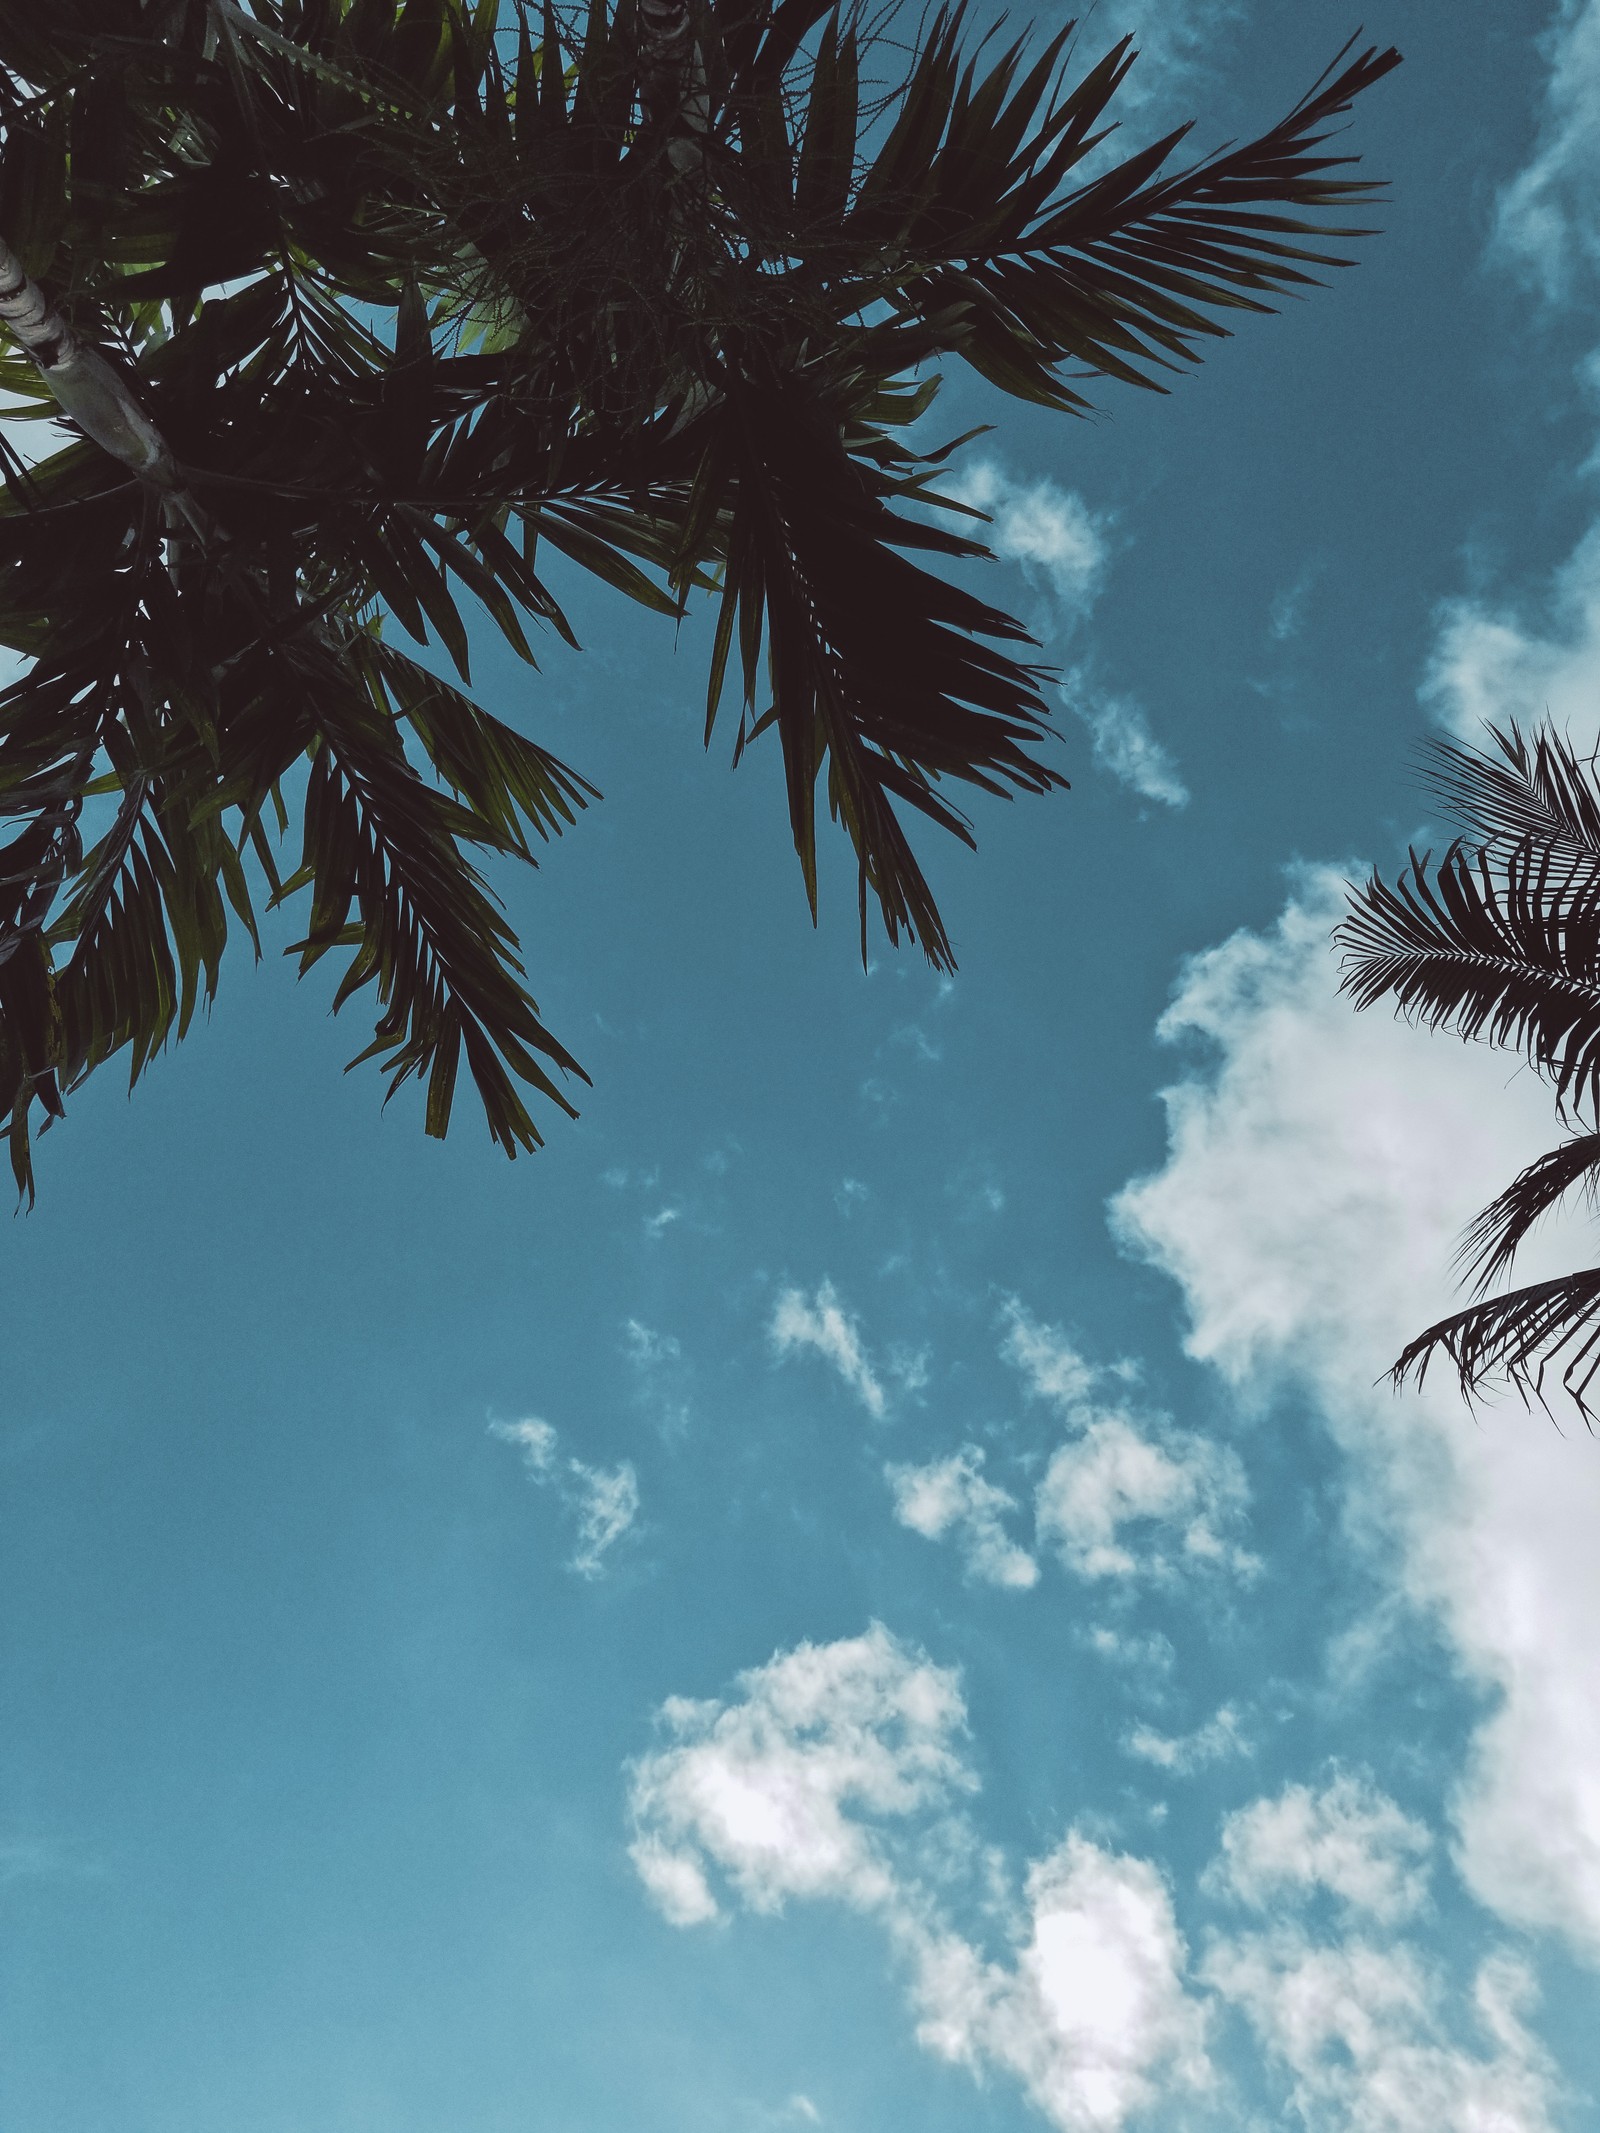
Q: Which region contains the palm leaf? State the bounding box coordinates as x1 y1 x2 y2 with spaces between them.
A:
1337 838 1600 1119
1392 1266 1600 1423
1458 1130 1600 1296
1424 721 1600 903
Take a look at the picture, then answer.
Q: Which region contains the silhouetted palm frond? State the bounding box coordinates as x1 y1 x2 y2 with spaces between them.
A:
1340 717 1600 1413
1339 837 1600 1118
1424 721 1600 907
1457 1129 1600 1295
1392 1264 1600 1422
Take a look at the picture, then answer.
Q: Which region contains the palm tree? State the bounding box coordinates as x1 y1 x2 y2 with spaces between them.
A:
1338 722 1600 1416
0 1 1400 1197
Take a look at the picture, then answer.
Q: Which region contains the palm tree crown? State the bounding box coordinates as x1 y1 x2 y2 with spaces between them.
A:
0 0 1399 1195
1338 722 1600 1416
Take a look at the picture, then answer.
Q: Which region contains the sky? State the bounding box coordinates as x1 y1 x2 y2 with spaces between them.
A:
5 3 1600 2129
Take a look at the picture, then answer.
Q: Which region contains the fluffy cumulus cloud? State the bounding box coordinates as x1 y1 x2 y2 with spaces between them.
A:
1425 521 1600 746
1201 1777 1558 2129
489 1418 639 1578
1205 1936 1557 2133
886 1448 1039 1590
1034 1412 1254 1581
993 1298 1256 1585
628 1627 1211 2132
770 1279 887 1418
883 1303 1254 1590
1112 870 1600 1962
626 1625 973 1923
1208 1774 1432 1927
908 1837 1211 2133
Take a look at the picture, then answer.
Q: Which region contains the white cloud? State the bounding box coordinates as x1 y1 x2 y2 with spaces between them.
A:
1063 673 1190 809
1423 2 1600 756
1087 0 1245 120
1493 0 1600 302
1424 521 1600 746
1034 1411 1255 1581
493 1416 558 1474
1206 1933 1558 2133
886 1448 1039 1590
996 1299 1250 1583
490 1417 639 1578
569 1460 640 1578
943 465 1186 806
907 1836 1211 2133
627 1625 973 1923
1209 1775 1432 1926
1111 870 1600 1961
628 1628 1211 2132
1124 1705 1248 1776
998 1300 1100 1410
949 462 1109 613
770 1280 887 1418
624 1319 680 1369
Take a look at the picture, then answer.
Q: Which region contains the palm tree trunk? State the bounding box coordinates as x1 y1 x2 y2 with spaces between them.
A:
0 236 183 492
637 0 708 172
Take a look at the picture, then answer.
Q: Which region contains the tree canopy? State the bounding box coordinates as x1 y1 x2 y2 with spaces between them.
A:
0 0 1399 1195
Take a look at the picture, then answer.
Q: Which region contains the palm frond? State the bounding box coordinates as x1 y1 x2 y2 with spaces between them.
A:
1392 1265 1600 1424
1424 720 1600 902
291 639 588 1152
1337 838 1600 1119
693 365 1061 966
859 30 1402 412
1458 1130 1600 1295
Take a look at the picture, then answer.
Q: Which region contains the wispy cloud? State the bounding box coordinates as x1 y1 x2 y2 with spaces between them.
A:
886 1448 1039 1590
949 461 1110 613
946 460 1186 806
1062 671 1190 808
1124 1704 1248 1776
997 1299 1100 1409
624 1320 680 1369
490 1417 640 1578
1268 564 1318 644
1492 0 1600 303
770 1280 887 1418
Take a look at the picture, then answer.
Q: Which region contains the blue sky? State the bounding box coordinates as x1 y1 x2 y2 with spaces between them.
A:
7 3 1600 2129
